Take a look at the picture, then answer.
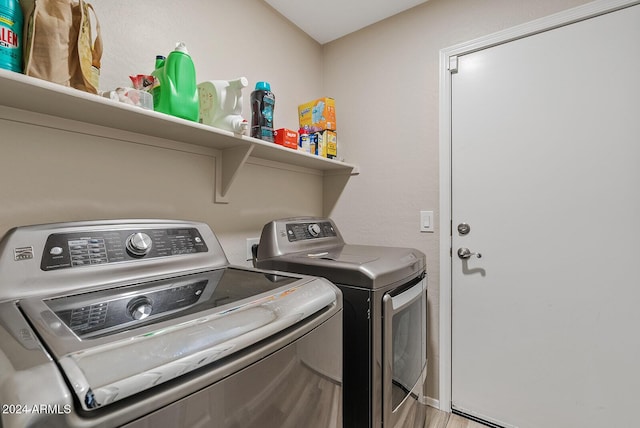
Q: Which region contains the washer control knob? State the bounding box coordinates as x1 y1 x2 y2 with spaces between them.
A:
126 232 152 257
128 297 152 320
308 223 321 237
50 246 63 255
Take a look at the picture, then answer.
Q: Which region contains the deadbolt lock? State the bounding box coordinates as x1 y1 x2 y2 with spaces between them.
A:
457 223 471 235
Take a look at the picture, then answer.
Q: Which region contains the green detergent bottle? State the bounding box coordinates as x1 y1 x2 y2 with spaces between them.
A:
151 42 199 121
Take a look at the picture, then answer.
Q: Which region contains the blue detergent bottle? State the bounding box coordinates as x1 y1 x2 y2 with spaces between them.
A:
0 0 23 72
250 81 275 142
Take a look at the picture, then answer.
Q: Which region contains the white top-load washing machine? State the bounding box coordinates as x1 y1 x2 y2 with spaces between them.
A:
0 219 342 428
254 217 428 428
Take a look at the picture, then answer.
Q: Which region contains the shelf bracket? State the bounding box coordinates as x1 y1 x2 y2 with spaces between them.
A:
214 144 254 203
322 166 360 216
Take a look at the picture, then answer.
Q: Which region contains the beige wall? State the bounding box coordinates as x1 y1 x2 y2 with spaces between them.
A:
2 0 595 406
96 0 324 132
322 0 592 401
1 0 325 265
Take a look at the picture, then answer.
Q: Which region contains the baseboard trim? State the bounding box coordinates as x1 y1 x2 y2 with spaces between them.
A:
425 396 440 409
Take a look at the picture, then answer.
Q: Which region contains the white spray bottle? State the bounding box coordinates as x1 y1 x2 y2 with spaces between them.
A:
198 77 249 135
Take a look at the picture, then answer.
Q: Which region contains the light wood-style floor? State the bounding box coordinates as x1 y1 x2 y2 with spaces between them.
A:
426 406 488 428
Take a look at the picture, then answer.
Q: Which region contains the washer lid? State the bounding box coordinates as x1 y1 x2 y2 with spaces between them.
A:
18 267 339 411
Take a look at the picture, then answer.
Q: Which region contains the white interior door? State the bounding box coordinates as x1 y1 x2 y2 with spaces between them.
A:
450 4 640 428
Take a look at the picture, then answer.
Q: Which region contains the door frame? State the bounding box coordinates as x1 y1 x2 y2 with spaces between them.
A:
437 0 639 412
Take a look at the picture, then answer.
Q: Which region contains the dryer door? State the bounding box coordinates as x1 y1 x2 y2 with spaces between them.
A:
382 275 427 427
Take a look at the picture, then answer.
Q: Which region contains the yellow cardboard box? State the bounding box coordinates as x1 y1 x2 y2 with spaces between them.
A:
298 97 336 131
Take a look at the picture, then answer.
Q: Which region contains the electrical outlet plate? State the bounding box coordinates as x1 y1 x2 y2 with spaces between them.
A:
246 238 260 261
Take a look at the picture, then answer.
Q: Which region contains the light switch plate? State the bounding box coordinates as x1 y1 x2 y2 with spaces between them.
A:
420 211 434 233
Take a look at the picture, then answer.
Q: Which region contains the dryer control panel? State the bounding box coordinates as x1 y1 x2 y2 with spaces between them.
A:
286 221 337 242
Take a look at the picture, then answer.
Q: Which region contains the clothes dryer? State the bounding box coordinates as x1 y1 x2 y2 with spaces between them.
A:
255 217 427 428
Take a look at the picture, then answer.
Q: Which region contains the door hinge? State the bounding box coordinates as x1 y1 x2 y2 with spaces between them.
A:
448 56 458 74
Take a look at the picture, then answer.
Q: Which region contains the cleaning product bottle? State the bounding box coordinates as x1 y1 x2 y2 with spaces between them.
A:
151 55 165 104
309 130 318 156
151 42 199 121
197 77 249 134
0 0 23 72
250 81 275 142
298 127 310 153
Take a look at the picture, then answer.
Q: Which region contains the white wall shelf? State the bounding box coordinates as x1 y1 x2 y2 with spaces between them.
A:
0 69 358 203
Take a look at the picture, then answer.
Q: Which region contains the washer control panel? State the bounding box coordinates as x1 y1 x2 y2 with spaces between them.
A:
286 221 337 242
46 279 208 337
41 227 208 271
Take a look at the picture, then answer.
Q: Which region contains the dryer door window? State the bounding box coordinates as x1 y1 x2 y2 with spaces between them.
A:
382 276 427 426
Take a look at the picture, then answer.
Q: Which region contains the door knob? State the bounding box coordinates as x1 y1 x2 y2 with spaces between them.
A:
457 247 482 259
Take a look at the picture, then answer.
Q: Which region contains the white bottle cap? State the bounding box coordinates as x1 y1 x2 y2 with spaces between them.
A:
175 42 189 54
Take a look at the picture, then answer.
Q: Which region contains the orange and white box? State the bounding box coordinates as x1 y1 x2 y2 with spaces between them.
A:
274 128 298 150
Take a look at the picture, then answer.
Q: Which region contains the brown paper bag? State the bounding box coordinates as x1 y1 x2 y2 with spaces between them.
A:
23 0 103 94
